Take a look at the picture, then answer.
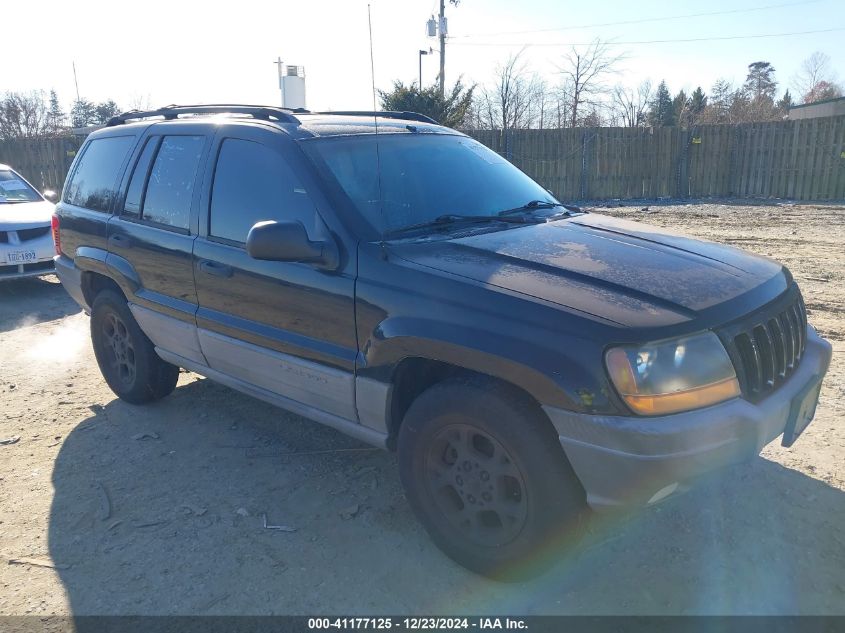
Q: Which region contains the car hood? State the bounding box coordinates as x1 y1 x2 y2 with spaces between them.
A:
389 213 787 328
0 200 54 231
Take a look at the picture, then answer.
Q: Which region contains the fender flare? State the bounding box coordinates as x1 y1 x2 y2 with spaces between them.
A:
74 246 141 298
362 317 601 412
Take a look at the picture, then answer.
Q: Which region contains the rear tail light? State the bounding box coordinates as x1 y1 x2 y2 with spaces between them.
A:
51 213 62 256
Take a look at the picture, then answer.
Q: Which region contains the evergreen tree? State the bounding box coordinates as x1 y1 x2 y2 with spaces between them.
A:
70 99 98 127
379 79 474 128
743 61 777 101
673 89 690 127
94 100 120 124
776 90 794 114
689 87 707 122
47 90 65 135
648 80 675 126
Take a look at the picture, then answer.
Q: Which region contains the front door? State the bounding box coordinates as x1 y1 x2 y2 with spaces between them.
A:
192 124 357 420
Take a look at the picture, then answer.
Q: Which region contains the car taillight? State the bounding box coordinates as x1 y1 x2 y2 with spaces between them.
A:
51 214 62 256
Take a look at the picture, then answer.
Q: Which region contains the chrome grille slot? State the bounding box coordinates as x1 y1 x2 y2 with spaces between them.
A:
768 317 786 379
753 324 776 389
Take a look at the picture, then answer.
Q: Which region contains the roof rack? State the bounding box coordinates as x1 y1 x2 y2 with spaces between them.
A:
106 104 310 127
316 110 438 125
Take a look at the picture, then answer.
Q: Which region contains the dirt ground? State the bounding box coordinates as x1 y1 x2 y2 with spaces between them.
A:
0 201 843 616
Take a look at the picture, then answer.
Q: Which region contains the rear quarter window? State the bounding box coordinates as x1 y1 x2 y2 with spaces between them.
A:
64 136 135 212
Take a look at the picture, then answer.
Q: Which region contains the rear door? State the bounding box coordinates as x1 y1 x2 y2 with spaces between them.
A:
108 123 212 364
193 123 357 419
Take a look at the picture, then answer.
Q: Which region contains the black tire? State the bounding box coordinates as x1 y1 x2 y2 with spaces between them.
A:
90 289 179 404
398 376 587 581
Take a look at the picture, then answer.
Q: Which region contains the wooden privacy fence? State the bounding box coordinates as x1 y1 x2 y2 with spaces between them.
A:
467 115 845 201
0 137 82 192
1 118 844 201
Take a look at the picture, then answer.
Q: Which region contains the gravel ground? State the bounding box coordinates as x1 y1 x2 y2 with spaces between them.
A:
0 200 843 616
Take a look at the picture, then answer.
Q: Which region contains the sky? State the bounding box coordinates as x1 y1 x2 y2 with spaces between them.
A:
2 0 844 113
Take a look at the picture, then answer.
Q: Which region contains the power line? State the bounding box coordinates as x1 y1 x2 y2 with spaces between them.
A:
450 0 821 39
449 26 845 47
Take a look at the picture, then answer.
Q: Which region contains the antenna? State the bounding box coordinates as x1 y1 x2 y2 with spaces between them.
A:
72 61 80 102
367 4 378 122
367 3 386 252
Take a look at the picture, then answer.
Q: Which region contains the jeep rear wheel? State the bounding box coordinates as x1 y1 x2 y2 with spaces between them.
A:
91 290 179 404
398 376 587 581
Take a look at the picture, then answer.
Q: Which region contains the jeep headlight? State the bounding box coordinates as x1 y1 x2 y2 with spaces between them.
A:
605 332 740 416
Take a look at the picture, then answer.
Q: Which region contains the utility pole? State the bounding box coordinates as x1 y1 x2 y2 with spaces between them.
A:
438 0 446 97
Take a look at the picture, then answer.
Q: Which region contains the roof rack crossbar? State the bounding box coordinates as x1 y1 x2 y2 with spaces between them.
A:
317 110 438 125
106 104 309 127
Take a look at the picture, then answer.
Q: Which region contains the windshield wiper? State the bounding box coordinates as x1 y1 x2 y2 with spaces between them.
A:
497 200 563 216
386 213 539 237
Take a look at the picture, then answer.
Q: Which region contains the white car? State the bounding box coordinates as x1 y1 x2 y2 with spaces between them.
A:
0 164 57 280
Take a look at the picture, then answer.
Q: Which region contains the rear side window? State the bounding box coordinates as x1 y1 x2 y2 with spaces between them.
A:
123 137 159 218
64 136 134 212
141 136 204 229
209 138 316 244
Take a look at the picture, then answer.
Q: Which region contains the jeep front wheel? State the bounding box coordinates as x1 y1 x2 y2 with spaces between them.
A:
397 376 587 581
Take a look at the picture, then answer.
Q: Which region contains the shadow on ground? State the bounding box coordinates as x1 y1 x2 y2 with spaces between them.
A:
0 276 80 333
45 377 845 616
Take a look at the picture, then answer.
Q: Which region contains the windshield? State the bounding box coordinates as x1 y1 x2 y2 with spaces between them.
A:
305 134 557 235
0 170 42 203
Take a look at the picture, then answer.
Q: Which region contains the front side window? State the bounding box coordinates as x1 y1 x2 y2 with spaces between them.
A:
209 138 316 244
64 136 135 212
141 136 204 229
0 170 41 203
305 134 556 235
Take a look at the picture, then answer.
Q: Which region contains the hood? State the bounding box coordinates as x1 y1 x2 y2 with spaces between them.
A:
389 214 786 328
0 200 55 231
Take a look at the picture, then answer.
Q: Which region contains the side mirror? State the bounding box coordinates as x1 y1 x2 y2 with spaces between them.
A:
42 190 58 202
246 220 338 269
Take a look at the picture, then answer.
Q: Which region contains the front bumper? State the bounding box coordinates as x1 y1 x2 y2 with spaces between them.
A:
544 327 832 511
0 229 55 280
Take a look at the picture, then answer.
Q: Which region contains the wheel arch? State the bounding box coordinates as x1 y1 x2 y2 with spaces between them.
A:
385 356 558 450
81 270 125 308
74 246 140 309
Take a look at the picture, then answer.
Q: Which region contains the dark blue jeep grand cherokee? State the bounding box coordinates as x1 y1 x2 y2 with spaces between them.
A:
53 105 832 579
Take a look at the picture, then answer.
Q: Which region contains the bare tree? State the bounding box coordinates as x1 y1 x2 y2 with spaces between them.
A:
128 92 154 112
802 81 843 104
792 52 842 103
477 51 543 131
549 89 573 129
610 80 652 127
527 77 550 129
0 91 51 140
556 39 623 127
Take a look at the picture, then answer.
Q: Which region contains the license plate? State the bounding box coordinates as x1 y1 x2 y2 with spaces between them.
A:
782 377 822 447
6 250 37 264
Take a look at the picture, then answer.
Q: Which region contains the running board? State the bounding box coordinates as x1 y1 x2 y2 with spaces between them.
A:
155 348 390 449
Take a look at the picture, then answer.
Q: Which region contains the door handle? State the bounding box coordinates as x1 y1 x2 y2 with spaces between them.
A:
108 234 131 249
199 259 233 278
